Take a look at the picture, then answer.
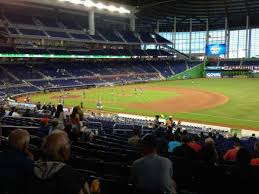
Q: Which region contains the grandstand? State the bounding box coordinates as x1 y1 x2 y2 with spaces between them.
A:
1 0 259 194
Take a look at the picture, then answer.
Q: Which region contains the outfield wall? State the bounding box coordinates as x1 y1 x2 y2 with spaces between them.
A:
168 62 205 80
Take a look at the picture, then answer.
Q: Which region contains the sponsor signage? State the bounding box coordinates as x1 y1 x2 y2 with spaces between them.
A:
206 72 222 78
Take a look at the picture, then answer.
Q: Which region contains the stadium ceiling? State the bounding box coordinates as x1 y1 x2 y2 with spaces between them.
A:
107 0 259 31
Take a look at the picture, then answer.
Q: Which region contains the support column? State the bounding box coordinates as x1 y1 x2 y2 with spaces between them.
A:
227 29 230 59
173 17 177 49
237 30 240 58
189 18 192 60
225 17 228 58
156 20 160 33
245 15 249 58
206 18 209 46
248 27 252 58
130 11 135 31
89 9 95 35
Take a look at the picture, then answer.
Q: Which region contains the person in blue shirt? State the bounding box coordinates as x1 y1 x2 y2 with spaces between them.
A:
168 134 182 153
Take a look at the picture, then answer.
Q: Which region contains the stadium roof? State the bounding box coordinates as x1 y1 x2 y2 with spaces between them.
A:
108 0 259 31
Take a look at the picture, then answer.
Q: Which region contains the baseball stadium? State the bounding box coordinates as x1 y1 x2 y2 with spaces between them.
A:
1 1 259 194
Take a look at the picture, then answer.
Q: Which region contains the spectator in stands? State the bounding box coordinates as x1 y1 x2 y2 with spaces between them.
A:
228 147 255 194
229 133 240 142
187 135 201 152
26 130 91 194
0 106 6 117
172 136 198 160
64 124 77 142
251 141 259 166
153 115 160 128
174 127 182 137
205 132 214 145
199 138 218 164
0 129 34 194
199 131 205 139
128 128 141 146
8 106 21 117
36 102 41 110
48 118 59 134
76 105 84 121
168 134 182 153
42 103 48 110
47 103 52 112
236 147 252 167
166 116 173 129
208 132 215 140
69 106 94 142
130 134 177 194
38 118 50 135
54 104 65 130
249 134 257 142
23 109 32 117
51 104 56 115
214 131 223 140
223 141 241 161
70 106 82 136
155 128 168 154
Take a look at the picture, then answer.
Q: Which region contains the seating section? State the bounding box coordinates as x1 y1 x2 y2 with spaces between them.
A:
61 18 81 30
138 32 156 43
6 14 35 26
0 114 258 194
146 49 161 56
0 11 170 45
242 60 259 66
0 68 19 85
8 28 19 34
0 45 171 57
0 60 199 96
17 48 49 54
1 64 44 80
19 28 46 36
70 33 91 40
119 31 140 43
154 33 171 43
219 60 241 66
0 46 17 54
0 26 8 34
171 61 188 74
99 30 123 42
47 49 70 55
46 30 70 38
37 17 60 28
0 86 39 97
208 59 259 67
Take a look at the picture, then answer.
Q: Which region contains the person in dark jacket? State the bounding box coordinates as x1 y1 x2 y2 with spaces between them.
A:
0 129 34 194
199 138 218 164
172 135 198 160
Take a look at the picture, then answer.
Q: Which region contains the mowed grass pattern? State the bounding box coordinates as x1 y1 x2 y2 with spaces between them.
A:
30 78 259 129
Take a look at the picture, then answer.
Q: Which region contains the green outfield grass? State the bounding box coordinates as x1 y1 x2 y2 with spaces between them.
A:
30 78 259 130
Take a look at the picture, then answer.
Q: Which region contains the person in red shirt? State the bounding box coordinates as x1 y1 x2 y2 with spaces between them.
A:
187 136 201 152
223 141 241 161
251 141 259 166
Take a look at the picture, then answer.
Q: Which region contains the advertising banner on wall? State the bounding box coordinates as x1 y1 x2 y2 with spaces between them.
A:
206 72 222 78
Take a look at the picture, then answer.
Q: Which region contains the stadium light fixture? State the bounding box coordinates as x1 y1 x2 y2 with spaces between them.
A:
58 0 130 14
